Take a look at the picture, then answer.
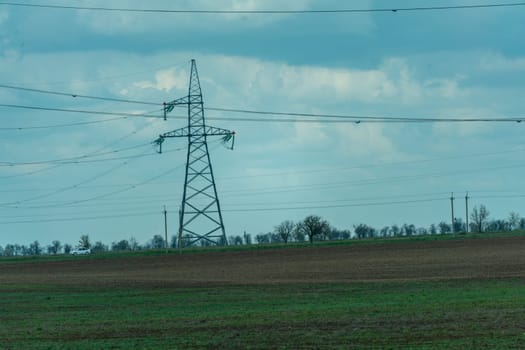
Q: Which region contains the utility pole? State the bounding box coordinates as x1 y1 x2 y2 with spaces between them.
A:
465 192 469 233
155 59 235 248
450 192 455 234
163 205 168 254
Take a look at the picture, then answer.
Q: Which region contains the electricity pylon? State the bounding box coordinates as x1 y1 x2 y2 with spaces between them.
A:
154 59 235 247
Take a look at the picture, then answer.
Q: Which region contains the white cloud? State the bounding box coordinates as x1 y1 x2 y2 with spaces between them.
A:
0 7 8 24
424 77 464 99
291 122 329 146
479 52 525 72
134 68 188 92
431 107 495 138
75 0 314 34
189 55 426 108
334 123 399 161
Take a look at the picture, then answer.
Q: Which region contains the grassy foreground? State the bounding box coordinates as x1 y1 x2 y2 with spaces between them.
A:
1 279 524 349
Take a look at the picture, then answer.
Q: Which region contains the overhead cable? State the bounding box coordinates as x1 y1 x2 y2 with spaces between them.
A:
0 103 164 119
0 83 158 106
0 116 130 131
1 102 523 123
1 2 524 14
0 142 153 166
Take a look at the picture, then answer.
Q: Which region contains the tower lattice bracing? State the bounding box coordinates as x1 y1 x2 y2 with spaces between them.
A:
155 59 235 247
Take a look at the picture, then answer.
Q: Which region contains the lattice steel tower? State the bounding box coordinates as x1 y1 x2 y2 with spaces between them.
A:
155 59 235 247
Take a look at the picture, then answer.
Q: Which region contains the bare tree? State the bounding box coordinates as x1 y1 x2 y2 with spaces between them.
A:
3 244 14 256
48 240 62 255
112 239 130 251
228 236 243 245
92 241 108 253
79 235 91 249
129 237 140 251
438 221 451 234
150 234 165 249
508 212 521 230
471 205 490 233
274 220 295 244
170 235 178 248
354 223 376 239
297 215 330 244
28 240 42 256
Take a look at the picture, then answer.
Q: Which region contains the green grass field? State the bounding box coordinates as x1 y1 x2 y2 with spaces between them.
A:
1 279 524 349
1 233 525 349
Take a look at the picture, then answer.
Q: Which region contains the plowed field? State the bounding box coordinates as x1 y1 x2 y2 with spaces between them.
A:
2 236 525 286
2 236 525 349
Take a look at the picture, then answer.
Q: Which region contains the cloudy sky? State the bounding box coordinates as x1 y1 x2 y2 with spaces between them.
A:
1 0 524 247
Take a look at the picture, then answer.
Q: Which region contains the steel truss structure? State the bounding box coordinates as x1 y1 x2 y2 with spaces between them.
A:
155 59 235 247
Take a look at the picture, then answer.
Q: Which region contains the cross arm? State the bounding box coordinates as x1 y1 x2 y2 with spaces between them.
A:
153 125 236 153
163 96 190 120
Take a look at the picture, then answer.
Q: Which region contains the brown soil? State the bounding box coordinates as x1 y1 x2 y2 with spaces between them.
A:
1 236 525 287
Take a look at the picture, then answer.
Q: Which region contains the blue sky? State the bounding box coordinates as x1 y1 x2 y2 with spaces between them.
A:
1 0 524 247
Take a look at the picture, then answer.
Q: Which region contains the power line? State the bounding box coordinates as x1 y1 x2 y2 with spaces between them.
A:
13 61 191 87
0 103 165 119
3 144 525 192
4 159 524 209
1 161 186 209
204 106 525 123
1 2 524 14
0 211 159 225
218 162 525 197
2 84 524 123
0 142 153 166
2 102 524 124
0 197 449 224
0 117 164 183
0 116 130 131
0 83 158 106
223 198 447 213
0 147 156 207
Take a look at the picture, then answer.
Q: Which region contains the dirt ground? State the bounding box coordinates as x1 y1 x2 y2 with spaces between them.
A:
1 236 525 287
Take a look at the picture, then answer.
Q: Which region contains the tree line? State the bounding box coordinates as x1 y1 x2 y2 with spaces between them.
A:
1 205 524 256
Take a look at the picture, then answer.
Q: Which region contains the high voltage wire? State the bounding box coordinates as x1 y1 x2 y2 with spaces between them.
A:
0 192 450 218
0 103 165 119
0 164 185 209
0 142 153 166
0 198 448 225
0 211 159 225
0 84 158 106
2 145 525 193
204 106 525 123
2 85 524 123
2 189 524 220
2 192 524 224
0 118 163 180
223 198 447 213
0 116 130 131
3 160 524 209
1 102 524 124
218 163 525 198
0 147 157 207
1 2 524 14
0 147 185 167
0 143 225 209
0 164 63 180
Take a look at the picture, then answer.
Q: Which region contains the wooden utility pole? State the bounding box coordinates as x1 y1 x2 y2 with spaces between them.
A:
163 205 168 254
450 192 455 234
465 192 469 233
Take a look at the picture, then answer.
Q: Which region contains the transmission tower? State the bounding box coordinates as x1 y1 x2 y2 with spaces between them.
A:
154 59 235 247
